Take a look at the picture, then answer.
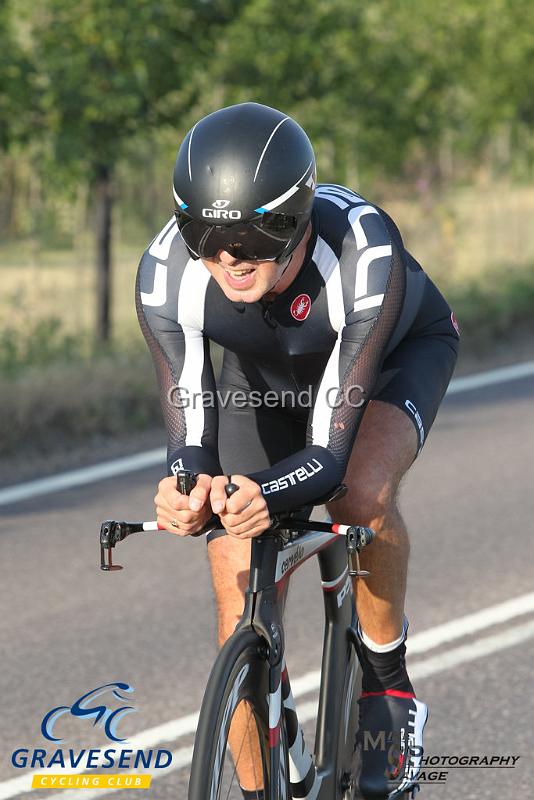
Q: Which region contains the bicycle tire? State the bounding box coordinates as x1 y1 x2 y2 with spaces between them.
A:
335 638 362 799
188 628 290 800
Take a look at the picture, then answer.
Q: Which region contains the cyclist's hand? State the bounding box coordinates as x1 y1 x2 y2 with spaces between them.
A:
210 475 270 539
154 473 212 536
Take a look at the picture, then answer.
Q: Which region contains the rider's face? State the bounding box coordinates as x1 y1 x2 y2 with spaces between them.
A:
201 252 289 303
201 223 311 303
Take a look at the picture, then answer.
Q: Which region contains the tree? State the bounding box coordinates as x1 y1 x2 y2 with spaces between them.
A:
197 0 496 186
0 3 36 234
29 0 243 341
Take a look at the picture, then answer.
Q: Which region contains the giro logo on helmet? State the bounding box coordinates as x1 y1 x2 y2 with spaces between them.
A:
202 199 242 220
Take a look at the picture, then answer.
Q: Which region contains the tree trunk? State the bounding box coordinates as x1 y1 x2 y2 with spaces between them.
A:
0 155 16 235
95 164 113 342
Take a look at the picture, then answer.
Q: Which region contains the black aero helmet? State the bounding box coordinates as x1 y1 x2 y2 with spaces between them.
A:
173 102 316 262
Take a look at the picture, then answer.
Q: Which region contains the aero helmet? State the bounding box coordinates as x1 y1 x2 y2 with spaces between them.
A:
173 103 316 262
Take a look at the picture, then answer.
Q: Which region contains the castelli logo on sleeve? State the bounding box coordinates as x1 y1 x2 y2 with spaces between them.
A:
290 293 312 321
451 311 460 336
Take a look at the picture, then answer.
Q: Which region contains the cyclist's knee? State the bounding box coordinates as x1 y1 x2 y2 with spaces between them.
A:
329 476 399 529
217 610 244 647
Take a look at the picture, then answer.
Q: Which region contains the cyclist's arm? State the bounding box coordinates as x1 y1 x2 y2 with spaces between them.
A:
248 229 406 512
135 255 221 478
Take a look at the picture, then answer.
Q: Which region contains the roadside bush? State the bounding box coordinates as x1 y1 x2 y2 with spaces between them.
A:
0 343 160 457
449 263 534 351
0 316 85 377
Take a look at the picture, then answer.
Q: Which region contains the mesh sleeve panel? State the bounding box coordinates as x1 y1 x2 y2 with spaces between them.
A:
136 270 220 478
309 240 406 470
135 271 188 454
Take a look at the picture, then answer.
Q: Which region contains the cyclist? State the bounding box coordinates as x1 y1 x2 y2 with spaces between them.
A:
136 102 459 799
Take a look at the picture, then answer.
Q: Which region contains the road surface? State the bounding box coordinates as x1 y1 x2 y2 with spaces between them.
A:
1 371 533 799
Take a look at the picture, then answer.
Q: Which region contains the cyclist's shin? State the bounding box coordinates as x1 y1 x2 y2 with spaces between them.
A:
354 617 414 696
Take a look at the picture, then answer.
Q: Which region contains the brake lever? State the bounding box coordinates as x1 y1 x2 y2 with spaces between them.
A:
346 525 374 578
100 469 200 569
100 520 145 571
99 471 240 570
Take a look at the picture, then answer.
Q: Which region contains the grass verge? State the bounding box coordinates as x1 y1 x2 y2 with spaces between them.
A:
0 262 533 466
448 264 534 350
0 344 160 459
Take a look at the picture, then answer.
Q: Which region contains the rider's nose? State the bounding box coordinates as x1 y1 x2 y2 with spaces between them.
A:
218 250 241 266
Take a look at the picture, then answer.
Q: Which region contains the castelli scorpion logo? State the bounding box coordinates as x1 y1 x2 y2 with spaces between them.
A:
290 293 311 321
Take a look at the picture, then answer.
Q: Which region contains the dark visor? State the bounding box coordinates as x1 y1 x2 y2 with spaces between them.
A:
174 209 299 262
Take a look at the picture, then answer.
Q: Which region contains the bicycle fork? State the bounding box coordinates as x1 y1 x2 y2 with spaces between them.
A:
280 659 322 800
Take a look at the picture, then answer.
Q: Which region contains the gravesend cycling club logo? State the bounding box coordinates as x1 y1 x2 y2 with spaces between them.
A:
11 681 172 790
41 682 136 743
290 293 312 321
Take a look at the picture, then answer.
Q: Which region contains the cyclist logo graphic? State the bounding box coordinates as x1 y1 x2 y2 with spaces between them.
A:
290 293 311 321
41 682 137 743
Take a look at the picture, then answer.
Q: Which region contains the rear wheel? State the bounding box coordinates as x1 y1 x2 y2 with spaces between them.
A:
188 628 289 800
336 638 362 799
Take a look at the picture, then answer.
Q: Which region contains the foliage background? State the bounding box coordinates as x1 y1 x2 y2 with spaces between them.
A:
1 0 533 467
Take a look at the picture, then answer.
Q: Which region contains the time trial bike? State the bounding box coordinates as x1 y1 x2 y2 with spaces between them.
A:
99 470 420 799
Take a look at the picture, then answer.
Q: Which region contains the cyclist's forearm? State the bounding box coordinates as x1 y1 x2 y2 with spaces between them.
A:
167 445 222 478
247 445 343 513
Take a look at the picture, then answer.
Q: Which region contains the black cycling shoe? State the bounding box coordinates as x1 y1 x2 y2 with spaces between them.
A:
355 691 428 799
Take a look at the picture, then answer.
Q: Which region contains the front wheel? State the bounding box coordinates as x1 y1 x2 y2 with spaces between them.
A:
188 628 289 800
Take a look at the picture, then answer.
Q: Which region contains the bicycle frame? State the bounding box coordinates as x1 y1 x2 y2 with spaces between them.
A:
235 525 361 799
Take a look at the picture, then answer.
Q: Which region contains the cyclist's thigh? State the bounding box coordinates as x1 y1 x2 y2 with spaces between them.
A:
372 309 459 457
208 358 306 623
330 323 459 516
209 352 306 544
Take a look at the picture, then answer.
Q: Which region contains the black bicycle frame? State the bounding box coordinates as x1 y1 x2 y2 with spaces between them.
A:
235 525 360 799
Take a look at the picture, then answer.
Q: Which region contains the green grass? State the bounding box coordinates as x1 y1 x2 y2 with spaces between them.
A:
0 236 146 342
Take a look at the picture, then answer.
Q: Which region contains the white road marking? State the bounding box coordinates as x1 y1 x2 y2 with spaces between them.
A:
3 593 534 800
446 359 534 394
407 590 534 654
409 617 534 681
1 360 533 507
0 449 166 506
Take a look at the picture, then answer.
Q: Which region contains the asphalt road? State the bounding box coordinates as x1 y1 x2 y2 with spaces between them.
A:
1 373 534 799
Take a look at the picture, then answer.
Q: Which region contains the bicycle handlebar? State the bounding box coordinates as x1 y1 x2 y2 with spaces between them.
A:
99 470 374 573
